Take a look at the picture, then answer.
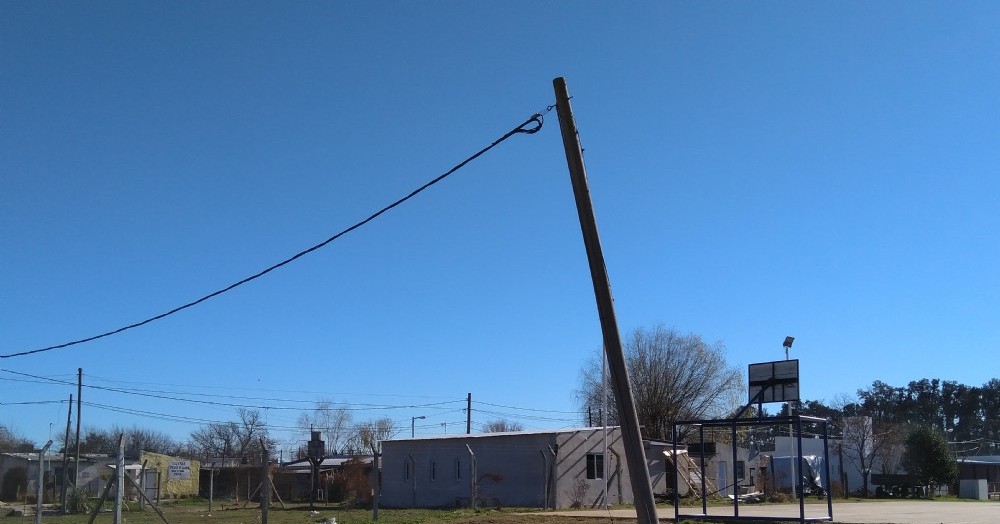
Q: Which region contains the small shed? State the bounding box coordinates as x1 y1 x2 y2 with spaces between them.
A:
380 427 632 509
139 451 200 499
957 456 1000 500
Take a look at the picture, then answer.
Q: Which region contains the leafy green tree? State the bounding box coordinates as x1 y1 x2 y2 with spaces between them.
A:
981 379 1000 454
902 426 958 492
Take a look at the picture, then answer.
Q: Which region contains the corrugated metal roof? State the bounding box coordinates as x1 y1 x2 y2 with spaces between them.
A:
385 426 621 442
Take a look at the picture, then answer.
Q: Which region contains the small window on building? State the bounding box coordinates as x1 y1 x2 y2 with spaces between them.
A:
586 453 604 479
404 461 410 481
455 459 462 480
736 461 745 480
430 460 436 481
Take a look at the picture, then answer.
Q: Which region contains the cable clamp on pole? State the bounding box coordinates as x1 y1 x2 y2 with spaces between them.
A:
515 114 543 134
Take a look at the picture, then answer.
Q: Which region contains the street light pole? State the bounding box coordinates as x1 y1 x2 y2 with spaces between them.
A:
411 416 425 438
783 336 796 498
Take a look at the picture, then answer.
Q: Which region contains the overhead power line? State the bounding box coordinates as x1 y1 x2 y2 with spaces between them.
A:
82 373 458 400
475 400 582 414
0 399 67 406
2 109 549 359
0 368 466 411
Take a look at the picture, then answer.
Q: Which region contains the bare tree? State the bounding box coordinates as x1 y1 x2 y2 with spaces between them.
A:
873 423 906 476
121 426 177 456
841 416 900 496
234 408 271 458
189 408 275 462
344 417 398 455
0 424 35 452
481 419 524 433
577 325 743 441
69 425 179 457
296 400 353 454
78 426 118 454
190 421 238 460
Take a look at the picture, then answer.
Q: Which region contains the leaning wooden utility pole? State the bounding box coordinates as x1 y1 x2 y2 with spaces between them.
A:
552 76 660 524
74 368 82 490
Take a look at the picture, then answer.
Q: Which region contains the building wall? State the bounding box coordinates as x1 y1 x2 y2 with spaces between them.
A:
959 461 1000 483
380 428 627 509
71 456 117 497
139 451 200 498
552 428 628 508
0 454 33 501
645 442 670 496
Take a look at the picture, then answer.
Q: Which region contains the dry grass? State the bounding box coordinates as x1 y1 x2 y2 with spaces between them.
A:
33 502 607 524
28 499 863 524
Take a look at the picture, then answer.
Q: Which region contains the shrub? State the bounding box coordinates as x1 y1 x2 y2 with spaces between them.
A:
767 492 790 503
67 486 91 514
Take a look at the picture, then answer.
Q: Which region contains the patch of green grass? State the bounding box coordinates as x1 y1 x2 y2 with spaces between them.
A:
37 503 561 524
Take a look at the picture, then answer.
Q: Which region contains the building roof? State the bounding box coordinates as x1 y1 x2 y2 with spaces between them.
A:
386 426 621 443
281 455 373 473
958 455 1000 465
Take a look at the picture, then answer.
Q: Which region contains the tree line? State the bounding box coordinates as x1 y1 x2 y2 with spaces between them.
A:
30 406 401 462
6 401 533 459
790 378 1000 456
574 324 997 495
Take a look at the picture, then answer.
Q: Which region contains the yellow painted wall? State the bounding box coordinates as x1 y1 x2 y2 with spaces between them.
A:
139 451 200 498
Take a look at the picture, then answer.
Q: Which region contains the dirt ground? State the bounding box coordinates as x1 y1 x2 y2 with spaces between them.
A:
560 500 1000 524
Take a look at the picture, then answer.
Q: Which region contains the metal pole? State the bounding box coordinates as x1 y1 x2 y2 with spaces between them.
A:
732 422 740 516
553 76 659 524
602 346 608 510
822 419 834 519
209 463 214 512
35 440 53 524
411 416 425 438
466 393 472 434
699 425 707 515
797 418 805 522
138 460 147 510
372 452 380 521
261 444 270 524
672 426 680 522
114 434 124 524
790 420 797 499
466 445 476 510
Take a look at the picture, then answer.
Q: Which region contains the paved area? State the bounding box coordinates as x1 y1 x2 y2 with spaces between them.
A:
557 500 1000 523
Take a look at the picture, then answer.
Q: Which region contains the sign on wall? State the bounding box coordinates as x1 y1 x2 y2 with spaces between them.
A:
168 460 191 480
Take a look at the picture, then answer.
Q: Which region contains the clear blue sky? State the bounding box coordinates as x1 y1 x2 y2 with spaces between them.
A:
2 2 998 453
